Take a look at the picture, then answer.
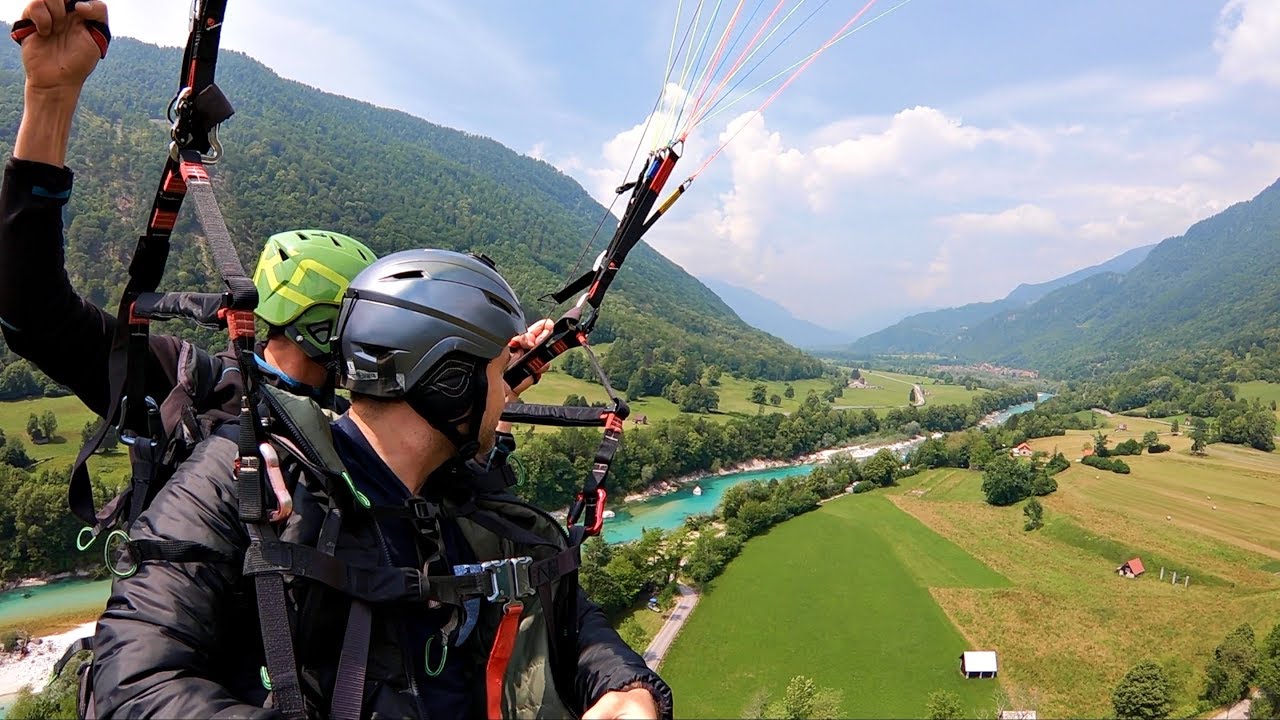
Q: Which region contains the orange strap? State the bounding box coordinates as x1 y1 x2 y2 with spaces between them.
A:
486 601 524 719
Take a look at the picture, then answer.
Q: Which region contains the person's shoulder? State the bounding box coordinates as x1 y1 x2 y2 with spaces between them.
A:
179 342 243 418
130 432 244 546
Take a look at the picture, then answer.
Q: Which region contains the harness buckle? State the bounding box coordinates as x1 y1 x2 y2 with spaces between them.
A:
117 395 161 448
480 557 533 604
405 497 440 521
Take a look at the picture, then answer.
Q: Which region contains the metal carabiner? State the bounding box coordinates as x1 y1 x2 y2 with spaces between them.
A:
258 443 293 523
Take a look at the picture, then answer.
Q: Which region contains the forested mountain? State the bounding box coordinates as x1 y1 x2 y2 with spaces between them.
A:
949 179 1280 375
847 243 1153 355
0 32 822 394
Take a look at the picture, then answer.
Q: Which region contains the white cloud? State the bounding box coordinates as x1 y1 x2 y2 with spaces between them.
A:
0 0 391 114
1216 0 1280 87
569 95 1280 326
937 205 1063 239
906 243 952 302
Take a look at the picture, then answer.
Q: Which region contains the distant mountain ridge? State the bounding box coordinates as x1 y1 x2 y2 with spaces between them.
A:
846 243 1155 355
700 278 846 348
947 179 1280 373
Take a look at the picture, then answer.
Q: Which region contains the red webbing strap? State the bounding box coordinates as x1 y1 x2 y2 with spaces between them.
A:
486 601 524 719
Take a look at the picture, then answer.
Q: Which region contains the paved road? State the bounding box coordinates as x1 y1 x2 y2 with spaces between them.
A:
910 383 925 407
642 583 699 671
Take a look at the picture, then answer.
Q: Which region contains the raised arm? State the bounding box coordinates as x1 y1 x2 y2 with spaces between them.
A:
1 0 184 418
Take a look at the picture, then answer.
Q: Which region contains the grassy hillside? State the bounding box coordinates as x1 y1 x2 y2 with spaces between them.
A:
0 28 821 392
888 420 1280 716
661 494 1009 718
663 412 1280 717
1236 380 1280 420
0 396 128 486
517 366 981 433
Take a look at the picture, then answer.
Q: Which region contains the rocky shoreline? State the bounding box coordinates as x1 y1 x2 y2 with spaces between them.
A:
0 620 97 699
620 434 929 504
0 569 94 594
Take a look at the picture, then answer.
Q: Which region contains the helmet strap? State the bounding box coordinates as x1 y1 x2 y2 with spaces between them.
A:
253 353 324 400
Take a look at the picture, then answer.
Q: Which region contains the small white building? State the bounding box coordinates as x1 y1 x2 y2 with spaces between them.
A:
999 712 1037 720
960 650 998 678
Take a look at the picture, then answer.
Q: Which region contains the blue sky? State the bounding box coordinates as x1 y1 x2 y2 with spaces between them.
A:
7 0 1280 334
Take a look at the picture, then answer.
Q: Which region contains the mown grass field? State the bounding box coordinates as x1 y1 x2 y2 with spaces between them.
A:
661 494 1010 719
1235 380 1280 420
517 369 960 431
836 369 982 411
614 598 666 650
887 425 1280 716
0 396 129 486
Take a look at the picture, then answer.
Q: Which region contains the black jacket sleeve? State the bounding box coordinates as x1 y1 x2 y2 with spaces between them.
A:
0 157 184 418
574 589 675 719
90 435 277 719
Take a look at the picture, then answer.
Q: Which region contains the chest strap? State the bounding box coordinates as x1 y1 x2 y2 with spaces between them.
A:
242 540 579 607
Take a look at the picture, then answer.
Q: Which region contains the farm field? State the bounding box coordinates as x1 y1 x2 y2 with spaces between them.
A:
837 369 983 411
0 395 129 486
660 494 1009 719
1235 380 1280 420
614 597 666 650
518 369 962 430
889 427 1280 716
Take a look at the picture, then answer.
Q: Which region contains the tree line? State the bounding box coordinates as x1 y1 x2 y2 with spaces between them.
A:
1111 622 1280 719
511 385 1036 510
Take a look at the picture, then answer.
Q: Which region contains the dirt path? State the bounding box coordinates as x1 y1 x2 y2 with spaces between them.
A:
642 583 699 671
1212 693 1255 719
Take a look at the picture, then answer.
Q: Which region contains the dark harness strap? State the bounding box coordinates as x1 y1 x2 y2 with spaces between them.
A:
68 0 235 532
248 524 307 720
330 600 372 720
242 536 579 607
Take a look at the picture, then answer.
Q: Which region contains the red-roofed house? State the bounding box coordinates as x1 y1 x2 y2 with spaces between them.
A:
1116 557 1145 578
1011 442 1033 457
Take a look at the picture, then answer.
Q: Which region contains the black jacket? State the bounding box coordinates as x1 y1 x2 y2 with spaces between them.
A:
90 425 674 719
0 157 341 424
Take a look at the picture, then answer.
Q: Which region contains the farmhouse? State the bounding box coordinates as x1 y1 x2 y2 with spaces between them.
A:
1116 557 1145 578
1011 442 1033 457
960 650 998 678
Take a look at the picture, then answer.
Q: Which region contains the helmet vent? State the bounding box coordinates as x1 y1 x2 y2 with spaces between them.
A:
387 270 426 281
486 293 518 316
277 247 290 262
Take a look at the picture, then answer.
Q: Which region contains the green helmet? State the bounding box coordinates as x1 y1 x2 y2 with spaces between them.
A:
252 230 377 361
